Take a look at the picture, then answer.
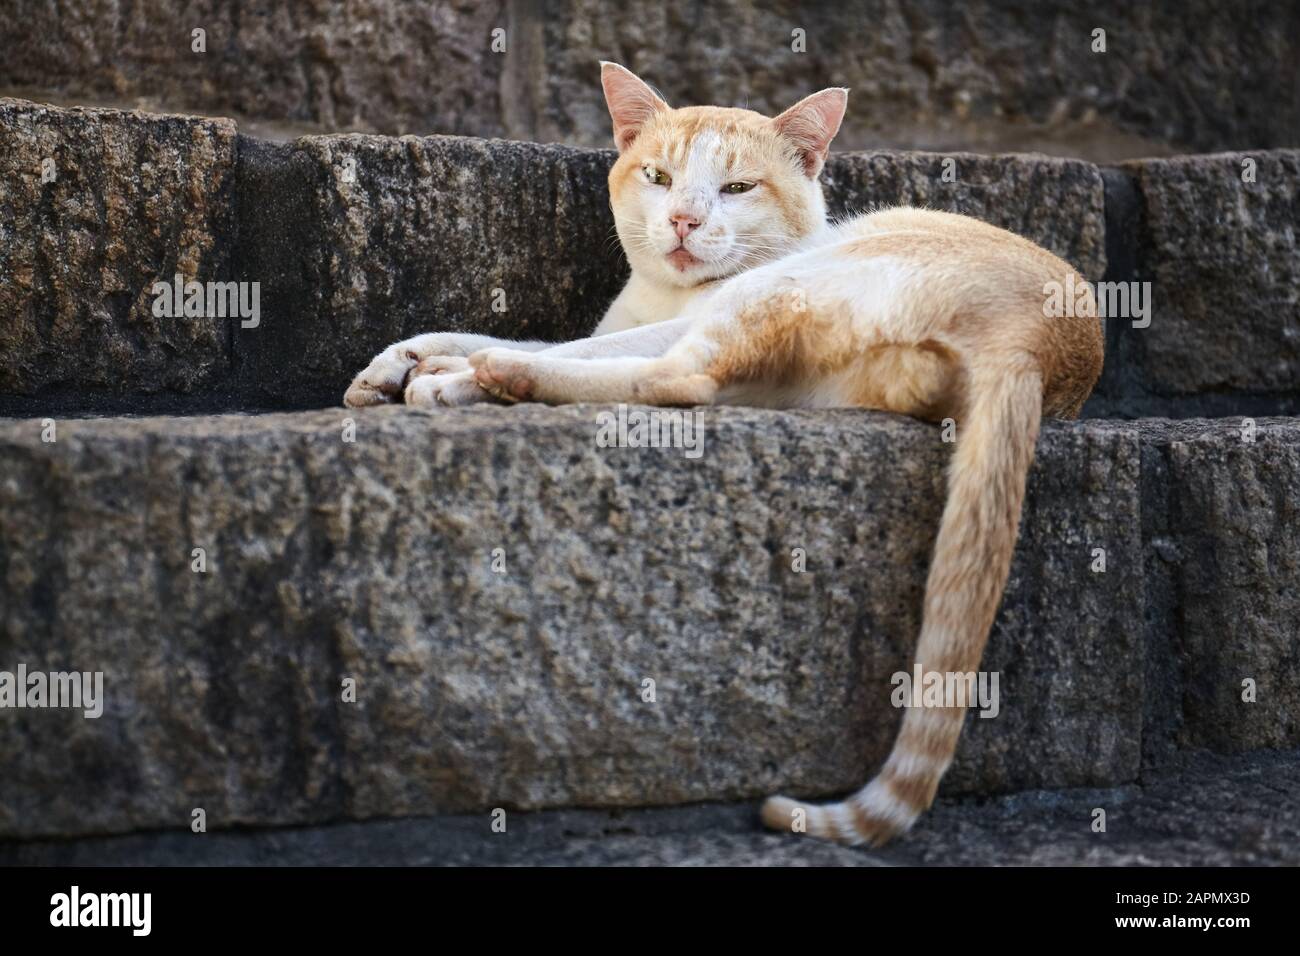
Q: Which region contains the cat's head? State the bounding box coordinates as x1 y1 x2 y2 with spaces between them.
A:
601 62 847 289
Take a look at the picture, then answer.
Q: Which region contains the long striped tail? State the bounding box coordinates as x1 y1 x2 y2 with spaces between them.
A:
762 364 1043 846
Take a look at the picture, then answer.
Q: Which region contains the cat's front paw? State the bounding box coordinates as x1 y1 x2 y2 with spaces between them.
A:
343 335 478 408
405 369 495 408
411 355 470 378
469 348 537 402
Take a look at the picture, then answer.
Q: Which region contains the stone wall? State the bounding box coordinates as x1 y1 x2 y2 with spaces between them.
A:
2 1 1297 160
2 97 1297 418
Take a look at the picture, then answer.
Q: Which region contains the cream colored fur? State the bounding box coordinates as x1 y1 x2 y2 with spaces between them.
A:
344 63 1103 847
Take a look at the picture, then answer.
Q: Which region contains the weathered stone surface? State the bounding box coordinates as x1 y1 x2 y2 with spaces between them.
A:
0 406 1141 838
533 0 1300 159
823 151 1107 279
1122 152 1300 397
3 748 1295 866
4 1 1297 160
1138 419 1300 754
233 134 627 408
0 0 506 140
0 98 236 398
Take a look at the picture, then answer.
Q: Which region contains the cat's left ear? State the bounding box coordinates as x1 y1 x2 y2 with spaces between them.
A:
773 88 849 177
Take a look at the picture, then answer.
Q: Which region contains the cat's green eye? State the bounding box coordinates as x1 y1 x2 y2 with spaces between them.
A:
643 165 670 186
723 181 756 194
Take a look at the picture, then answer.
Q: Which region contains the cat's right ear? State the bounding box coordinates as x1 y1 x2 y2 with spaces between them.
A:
600 62 669 153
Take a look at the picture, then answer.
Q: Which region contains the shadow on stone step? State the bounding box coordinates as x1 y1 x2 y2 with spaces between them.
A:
2 748 1295 867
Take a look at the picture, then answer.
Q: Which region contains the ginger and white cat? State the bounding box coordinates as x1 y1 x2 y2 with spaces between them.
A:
345 63 1103 846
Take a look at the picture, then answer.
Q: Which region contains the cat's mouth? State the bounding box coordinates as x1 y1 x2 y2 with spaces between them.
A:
666 245 702 271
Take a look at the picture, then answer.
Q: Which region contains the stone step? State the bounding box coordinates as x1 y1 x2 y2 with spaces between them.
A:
2 748 1296 866
2 97 1298 419
1 407 1296 839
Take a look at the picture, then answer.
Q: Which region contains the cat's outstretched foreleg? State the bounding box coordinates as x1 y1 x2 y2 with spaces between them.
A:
413 317 700 408
469 335 719 407
344 332 550 408
466 278 800 406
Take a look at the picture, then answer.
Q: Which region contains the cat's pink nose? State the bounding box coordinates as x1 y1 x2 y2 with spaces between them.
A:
670 213 701 239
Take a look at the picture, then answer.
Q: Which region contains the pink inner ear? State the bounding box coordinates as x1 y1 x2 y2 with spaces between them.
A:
602 65 667 152
614 121 641 153
774 89 848 175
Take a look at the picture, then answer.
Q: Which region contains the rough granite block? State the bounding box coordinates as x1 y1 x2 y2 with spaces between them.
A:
0 406 1142 838
0 99 236 397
